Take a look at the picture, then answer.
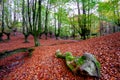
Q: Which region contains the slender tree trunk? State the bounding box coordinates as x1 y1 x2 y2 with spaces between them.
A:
70 17 76 39
38 0 42 29
38 0 42 39
0 33 3 42
2 0 4 33
76 0 81 32
113 7 116 33
14 0 17 24
0 0 4 42
22 0 29 43
57 16 61 40
116 0 120 26
56 7 62 40
54 7 57 40
87 0 90 38
45 1 49 40
7 33 10 40
23 34 29 43
82 0 86 40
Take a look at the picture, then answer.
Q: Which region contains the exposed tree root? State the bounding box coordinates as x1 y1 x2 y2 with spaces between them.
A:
0 48 34 59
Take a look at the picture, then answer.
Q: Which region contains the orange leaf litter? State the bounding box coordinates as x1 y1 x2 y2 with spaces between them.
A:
0 32 120 80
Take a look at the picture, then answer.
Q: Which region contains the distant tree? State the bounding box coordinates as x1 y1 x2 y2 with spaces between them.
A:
98 0 120 34
71 0 97 39
112 0 120 32
51 0 70 40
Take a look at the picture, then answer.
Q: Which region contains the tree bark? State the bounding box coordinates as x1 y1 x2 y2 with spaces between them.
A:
27 0 41 46
0 33 3 42
45 1 49 40
34 35 40 46
81 0 86 40
76 0 81 32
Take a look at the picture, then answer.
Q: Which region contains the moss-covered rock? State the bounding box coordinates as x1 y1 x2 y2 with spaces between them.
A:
55 50 101 78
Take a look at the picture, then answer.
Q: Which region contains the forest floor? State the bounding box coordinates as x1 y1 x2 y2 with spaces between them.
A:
0 32 120 80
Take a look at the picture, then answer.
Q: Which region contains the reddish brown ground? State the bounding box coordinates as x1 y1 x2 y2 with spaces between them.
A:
0 32 120 80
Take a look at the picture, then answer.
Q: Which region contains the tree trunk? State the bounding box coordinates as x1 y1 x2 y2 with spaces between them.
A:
45 1 49 40
34 35 40 47
0 33 3 42
82 30 86 40
54 7 57 40
5 32 11 40
57 22 61 39
27 0 41 46
113 26 116 33
76 0 81 31
7 33 10 40
81 0 86 40
22 0 29 43
73 29 75 39
57 8 61 40
38 0 42 38
23 34 29 43
1 0 4 41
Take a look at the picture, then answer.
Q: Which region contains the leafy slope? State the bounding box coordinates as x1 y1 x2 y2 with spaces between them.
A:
0 32 120 80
